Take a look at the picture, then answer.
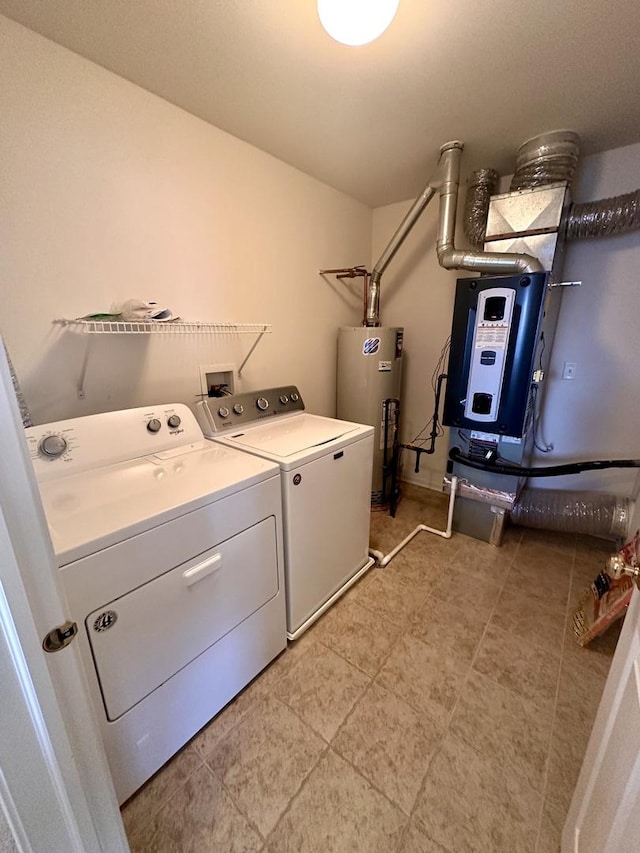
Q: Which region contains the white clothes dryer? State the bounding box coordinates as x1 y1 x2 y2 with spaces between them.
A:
195 386 375 640
26 403 286 803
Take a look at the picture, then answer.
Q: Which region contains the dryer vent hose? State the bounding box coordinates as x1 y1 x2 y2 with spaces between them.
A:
510 488 631 540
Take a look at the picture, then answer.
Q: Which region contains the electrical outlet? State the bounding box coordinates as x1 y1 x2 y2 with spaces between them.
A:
562 361 577 380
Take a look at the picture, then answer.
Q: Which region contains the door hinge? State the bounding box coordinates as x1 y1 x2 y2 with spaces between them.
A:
42 620 78 653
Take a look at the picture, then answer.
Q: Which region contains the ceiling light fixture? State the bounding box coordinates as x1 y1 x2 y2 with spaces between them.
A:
317 0 399 47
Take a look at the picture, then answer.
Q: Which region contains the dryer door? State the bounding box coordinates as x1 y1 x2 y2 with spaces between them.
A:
85 516 278 720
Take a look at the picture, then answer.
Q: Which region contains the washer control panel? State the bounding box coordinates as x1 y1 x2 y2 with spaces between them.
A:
196 385 305 434
25 404 201 482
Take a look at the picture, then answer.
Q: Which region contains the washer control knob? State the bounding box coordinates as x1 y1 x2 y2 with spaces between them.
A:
40 434 68 458
279 395 289 405
233 403 244 415
218 406 230 418
147 418 162 433
256 397 269 411
167 414 181 428
290 392 300 402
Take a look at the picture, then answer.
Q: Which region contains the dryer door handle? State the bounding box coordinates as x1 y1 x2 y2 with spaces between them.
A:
182 553 223 587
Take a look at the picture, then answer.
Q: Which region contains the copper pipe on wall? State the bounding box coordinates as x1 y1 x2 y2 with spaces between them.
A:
319 266 370 325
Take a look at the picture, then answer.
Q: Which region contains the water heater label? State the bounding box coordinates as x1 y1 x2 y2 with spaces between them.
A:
378 360 391 372
363 337 380 355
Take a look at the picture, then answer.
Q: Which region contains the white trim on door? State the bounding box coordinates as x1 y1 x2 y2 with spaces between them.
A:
0 340 129 853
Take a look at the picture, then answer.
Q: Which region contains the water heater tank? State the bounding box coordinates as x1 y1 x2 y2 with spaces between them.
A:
337 326 404 503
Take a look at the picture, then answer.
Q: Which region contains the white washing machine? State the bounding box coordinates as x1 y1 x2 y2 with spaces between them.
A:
25 403 286 803
196 386 375 640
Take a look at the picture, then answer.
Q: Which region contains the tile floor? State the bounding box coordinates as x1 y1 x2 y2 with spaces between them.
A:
121 484 622 853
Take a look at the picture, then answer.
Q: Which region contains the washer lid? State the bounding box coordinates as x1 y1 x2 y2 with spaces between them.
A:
37 443 279 564
224 413 364 457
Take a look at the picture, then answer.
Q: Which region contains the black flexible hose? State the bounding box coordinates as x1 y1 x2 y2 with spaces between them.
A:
448 447 640 478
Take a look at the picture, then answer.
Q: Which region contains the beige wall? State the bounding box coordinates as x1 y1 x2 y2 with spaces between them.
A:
0 16 371 424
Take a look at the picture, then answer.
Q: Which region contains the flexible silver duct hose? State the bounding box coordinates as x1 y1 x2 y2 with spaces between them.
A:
462 129 640 250
4 345 31 427
510 488 631 540
566 189 640 241
510 130 580 191
463 168 499 248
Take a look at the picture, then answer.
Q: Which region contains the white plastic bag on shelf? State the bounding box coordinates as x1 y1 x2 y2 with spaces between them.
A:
113 300 173 322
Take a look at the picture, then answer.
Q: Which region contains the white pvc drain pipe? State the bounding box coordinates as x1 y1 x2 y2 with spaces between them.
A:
369 476 458 568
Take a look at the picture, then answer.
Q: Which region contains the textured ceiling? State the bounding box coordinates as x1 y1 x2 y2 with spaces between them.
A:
2 0 640 206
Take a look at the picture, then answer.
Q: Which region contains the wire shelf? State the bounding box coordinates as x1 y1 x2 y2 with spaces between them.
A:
54 319 272 398
54 319 272 335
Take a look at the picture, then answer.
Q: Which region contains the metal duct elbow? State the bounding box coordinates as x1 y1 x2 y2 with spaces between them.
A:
566 189 640 241
436 142 544 275
437 246 544 275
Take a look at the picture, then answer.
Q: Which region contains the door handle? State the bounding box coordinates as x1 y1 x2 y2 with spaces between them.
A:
42 620 78 653
608 554 640 591
182 553 223 587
